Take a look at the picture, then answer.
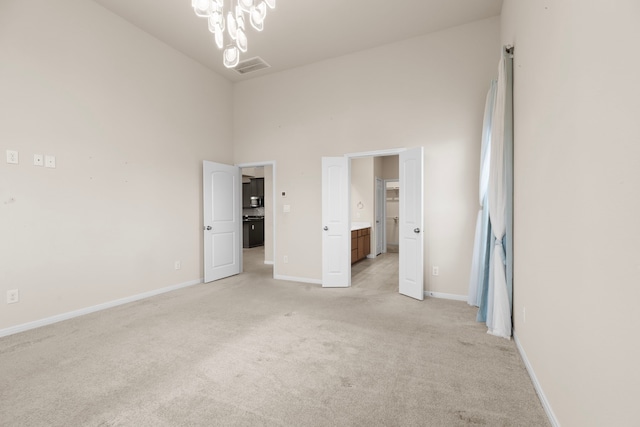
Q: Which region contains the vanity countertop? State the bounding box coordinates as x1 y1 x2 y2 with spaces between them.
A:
351 222 371 231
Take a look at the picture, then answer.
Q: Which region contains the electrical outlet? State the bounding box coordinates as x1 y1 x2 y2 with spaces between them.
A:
45 155 56 168
6 150 19 164
7 289 19 304
432 266 439 276
174 261 181 270
34 154 44 166
283 255 288 263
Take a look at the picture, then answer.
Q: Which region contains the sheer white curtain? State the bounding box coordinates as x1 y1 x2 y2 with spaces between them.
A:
486 56 512 339
467 80 496 307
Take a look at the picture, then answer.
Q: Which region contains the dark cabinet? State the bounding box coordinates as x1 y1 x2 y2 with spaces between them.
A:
242 178 264 208
243 219 264 248
242 182 252 208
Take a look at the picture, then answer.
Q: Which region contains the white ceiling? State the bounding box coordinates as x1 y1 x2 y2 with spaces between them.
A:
92 0 503 82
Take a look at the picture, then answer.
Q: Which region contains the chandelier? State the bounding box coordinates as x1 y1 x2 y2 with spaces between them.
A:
191 0 276 68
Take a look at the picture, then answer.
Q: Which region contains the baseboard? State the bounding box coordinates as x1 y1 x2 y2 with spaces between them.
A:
0 278 203 339
425 291 468 302
273 274 322 285
264 260 274 265
514 332 560 427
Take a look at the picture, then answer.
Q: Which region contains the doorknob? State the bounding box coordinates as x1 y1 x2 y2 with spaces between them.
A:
205 226 212 231
414 228 420 233
323 226 329 231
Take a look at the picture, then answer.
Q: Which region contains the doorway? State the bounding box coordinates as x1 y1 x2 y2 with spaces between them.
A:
238 162 276 276
350 156 400 292
321 147 424 299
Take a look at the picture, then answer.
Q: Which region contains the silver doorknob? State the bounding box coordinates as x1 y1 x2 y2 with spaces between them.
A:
414 228 420 233
205 226 212 231
323 226 329 231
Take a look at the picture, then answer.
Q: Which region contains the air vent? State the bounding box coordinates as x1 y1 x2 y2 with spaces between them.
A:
234 57 271 75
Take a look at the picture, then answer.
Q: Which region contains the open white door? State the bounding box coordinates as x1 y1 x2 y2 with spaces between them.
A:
399 147 424 300
203 161 241 283
375 177 384 255
322 157 350 287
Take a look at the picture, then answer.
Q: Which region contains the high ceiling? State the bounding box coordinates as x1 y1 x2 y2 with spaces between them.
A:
92 0 503 82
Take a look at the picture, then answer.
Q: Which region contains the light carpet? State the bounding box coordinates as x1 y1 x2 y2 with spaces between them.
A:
0 248 549 426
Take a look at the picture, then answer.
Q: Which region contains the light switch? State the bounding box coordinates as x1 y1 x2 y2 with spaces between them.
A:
6 150 18 164
34 154 44 166
283 204 291 213
45 155 56 168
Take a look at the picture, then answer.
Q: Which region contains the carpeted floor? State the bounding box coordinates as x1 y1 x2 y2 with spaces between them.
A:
0 247 549 426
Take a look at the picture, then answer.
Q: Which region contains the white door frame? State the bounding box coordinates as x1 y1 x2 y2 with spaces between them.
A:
237 160 277 278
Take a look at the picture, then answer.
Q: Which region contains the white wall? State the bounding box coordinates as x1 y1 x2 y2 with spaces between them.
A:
233 17 500 292
501 1 640 425
0 0 233 330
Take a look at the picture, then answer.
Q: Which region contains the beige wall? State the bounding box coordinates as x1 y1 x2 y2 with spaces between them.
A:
233 17 501 291
351 158 374 224
0 0 233 330
502 1 640 425
381 156 399 181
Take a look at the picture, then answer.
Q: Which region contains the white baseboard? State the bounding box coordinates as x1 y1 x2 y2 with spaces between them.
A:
0 278 203 339
264 260 274 265
274 274 322 285
514 332 560 427
425 291 468 302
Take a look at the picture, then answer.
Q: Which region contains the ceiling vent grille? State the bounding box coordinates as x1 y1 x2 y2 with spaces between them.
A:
234 57 271 75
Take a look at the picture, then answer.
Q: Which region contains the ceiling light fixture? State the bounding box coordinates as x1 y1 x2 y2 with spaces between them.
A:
191 0 276 69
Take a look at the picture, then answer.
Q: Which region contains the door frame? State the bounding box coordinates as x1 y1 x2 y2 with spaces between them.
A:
237 160 277 278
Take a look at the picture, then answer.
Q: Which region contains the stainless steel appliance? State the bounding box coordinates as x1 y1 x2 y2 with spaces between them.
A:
250 196 263 207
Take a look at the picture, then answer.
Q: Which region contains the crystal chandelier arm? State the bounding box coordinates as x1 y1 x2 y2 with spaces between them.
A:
193 0 275 68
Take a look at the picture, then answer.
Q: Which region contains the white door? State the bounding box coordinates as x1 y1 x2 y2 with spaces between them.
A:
203 161 241 283
322 157 350 287
375 177 384 255
399 147 424 300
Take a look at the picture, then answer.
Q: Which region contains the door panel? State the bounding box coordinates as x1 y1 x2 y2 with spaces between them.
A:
322 157 350 287
204 161 241 283
399 147 424 300
376 177 384 255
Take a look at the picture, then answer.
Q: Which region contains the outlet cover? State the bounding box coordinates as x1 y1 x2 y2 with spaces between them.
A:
6 150 19 164
34 154 44 166
7 289 19 304
45 155 56 168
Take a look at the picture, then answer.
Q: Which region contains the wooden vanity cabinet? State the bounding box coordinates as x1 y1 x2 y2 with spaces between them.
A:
351 227 371 264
